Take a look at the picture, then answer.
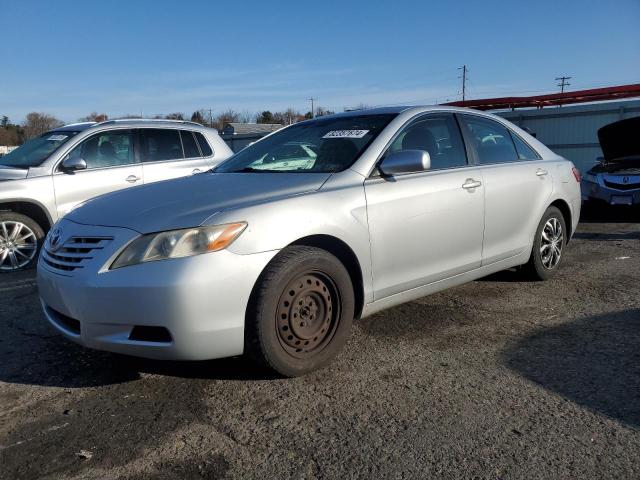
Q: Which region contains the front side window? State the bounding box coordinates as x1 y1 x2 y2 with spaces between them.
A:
66 129 135 169
511 132 540 160
461 115 518 165
215 114 396 173
140 129 183 162
387 114 467 170
1 131 79 168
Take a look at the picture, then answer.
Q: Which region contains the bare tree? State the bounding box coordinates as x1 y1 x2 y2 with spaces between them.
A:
22 112 63 139
214 109 240 131
81 112 108 122
238 110 255 123
164 112 185 120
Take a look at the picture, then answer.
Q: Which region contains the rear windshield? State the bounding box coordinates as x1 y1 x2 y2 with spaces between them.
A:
215 114 397 173
0 131 79 168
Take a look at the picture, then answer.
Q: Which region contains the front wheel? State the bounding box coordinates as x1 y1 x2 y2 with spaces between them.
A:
0 212 44 272
245 246 355 377
523 206 566 280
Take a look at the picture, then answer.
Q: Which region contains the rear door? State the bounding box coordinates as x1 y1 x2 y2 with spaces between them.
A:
139 128 211 183
365 113 484 300
52 128 143 218
458 114 553 265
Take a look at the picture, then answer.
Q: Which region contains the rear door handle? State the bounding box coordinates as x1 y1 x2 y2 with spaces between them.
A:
126 175 141 183
536 168 548 176
462 179 482 189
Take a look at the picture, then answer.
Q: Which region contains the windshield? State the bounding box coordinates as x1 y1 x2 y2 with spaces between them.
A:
215 114 396 173
0 131 79 168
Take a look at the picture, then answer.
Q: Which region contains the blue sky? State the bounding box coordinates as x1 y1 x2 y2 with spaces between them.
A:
1 0 638 123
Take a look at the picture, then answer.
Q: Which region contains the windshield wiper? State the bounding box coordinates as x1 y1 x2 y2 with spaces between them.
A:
228 167 267 173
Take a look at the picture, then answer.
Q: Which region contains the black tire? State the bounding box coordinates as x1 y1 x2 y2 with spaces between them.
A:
0 211 44 272
523 206 567 281
245 246 355 377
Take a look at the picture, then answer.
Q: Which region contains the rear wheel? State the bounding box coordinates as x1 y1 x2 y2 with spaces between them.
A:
0 212 44 272
523 206 566 280
245 246 354 377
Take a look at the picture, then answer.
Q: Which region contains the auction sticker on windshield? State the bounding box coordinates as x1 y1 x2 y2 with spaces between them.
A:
323 130 369 139
47 135 68 141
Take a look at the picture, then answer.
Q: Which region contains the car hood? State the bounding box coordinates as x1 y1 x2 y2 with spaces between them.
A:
597 116 640 163
0 165 29 181
67 172 332 233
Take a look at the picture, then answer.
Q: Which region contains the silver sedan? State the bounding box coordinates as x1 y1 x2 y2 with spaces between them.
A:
38 106 582 376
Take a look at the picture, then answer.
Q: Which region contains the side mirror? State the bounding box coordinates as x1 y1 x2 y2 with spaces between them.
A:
379 150 430 176
61 156 87 172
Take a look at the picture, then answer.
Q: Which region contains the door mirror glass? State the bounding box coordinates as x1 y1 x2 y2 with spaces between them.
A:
379 150 430 176
61 156 87 171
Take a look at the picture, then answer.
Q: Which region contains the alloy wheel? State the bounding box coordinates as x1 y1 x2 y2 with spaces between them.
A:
0 221 38 271
540 217 563 269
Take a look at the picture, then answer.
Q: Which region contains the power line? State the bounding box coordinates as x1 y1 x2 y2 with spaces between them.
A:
459 65 468 101
308 97 316 118
555 76 572 93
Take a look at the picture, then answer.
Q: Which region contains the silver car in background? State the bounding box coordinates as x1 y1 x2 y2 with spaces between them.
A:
0 119 231 271
38 106 581 376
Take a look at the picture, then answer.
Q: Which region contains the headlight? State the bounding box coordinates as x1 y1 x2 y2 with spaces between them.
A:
110 222 247 269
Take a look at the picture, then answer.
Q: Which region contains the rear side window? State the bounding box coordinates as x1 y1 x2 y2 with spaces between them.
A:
461 115 518 165
140 129 183 162
510 132 540 160
388 113 467 170
180 131 201 158
194 132 213 156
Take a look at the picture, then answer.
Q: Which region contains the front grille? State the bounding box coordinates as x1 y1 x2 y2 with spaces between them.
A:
603 179 640 191
42 236 112 273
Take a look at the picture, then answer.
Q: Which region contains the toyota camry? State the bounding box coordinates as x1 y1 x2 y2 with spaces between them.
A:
38 106 581 376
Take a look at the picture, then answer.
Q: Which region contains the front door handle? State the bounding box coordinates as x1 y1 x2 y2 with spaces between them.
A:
536 168 548 176
462 178 482 189
126 175 141 183
192 168 202 175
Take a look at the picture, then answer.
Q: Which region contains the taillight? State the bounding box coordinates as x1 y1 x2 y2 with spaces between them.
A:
571 166 581 183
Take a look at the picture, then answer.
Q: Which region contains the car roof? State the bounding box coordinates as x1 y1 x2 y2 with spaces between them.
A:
53 118 214 133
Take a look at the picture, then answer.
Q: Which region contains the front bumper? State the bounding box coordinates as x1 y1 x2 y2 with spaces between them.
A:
38 219 278 361
582 179 640 205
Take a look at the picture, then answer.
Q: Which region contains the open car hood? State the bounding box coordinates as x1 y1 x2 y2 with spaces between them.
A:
597 117 640 163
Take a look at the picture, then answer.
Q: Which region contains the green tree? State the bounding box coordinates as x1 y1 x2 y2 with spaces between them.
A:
256 111 274 123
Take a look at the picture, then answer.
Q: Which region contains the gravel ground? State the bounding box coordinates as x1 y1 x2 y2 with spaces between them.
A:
0 205 638 479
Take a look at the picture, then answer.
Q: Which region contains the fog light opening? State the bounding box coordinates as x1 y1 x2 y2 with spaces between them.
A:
129 326 172 343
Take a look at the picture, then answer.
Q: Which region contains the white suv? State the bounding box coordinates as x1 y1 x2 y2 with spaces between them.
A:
0 119 232 272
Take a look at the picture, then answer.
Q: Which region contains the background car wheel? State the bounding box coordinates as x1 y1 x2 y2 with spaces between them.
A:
245 246 355 377
0 212 44 273
523 206 567 281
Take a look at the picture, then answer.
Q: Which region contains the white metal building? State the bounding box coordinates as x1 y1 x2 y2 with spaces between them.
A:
496 99 640 172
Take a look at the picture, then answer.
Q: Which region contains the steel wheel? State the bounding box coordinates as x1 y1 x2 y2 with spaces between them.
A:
540 217 563 269
276 272 341 358
0 220 38 271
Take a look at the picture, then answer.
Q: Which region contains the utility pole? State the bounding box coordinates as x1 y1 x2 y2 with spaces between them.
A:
458 65 468 102
309 97 316 118
555 76 572 93
208 109 213 128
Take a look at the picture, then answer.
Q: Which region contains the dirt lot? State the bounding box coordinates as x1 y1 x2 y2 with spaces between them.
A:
0 206 639 480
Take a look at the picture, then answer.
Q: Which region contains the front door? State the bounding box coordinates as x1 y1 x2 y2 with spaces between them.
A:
52 128 143 219
365 113 485 300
